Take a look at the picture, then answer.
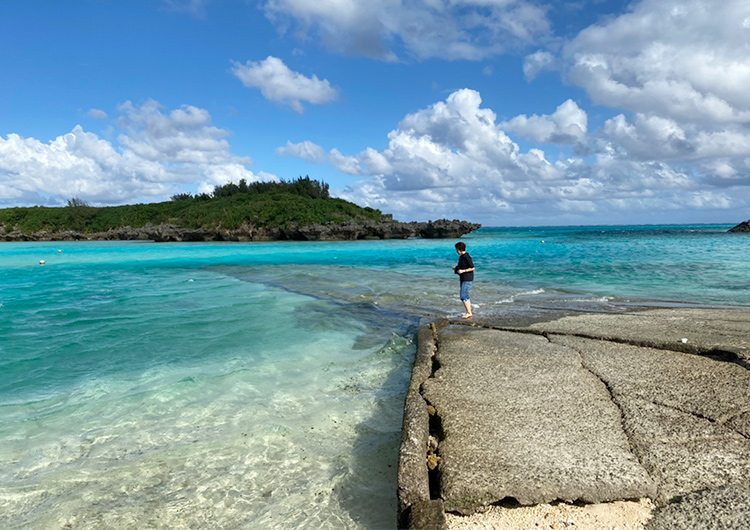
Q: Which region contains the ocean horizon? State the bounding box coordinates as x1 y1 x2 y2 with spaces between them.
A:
1 224 748 528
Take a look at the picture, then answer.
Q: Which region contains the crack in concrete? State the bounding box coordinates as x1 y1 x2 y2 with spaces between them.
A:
415 320 749 509
551 336 658 489
441 318 749 370
718 409 750 434
640 399 750 442
650 399 720 425
544 332 748 370
421 322 445 502
428 320 663 501
403 317 750 526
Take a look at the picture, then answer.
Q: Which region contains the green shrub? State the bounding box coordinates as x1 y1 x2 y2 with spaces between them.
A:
0 177 384 234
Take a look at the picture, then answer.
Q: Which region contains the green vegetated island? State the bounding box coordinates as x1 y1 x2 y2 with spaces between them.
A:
0 177 481 242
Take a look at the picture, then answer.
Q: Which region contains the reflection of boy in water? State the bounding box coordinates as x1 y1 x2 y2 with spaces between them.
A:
452 242 475 319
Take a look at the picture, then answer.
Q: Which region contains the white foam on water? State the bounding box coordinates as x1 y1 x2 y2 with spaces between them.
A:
494 288 546 304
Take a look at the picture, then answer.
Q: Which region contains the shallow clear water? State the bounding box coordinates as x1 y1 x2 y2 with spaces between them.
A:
468 224 750 306
1 224 748 528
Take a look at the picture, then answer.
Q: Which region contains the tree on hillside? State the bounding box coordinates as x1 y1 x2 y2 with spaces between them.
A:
210 176 330 200
66 197 89 208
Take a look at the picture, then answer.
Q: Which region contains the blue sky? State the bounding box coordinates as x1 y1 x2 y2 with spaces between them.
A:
1 0 749 226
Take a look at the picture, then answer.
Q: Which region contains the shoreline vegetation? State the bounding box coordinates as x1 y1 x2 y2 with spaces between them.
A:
0 177 481 242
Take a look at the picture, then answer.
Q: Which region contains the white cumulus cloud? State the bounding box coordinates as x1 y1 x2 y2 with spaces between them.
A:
281 89 749 223
0 128 168 205
117 100 234 165
523 50 555 81
565 0 750 125
502 99 588 146
231 56 338 113
0 101 274 207
528 0 750 197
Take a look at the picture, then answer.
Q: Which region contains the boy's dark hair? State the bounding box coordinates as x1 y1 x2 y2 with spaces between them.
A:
455 242 467 251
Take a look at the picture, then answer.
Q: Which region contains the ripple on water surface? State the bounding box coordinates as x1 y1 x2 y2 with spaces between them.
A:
0 264 415 529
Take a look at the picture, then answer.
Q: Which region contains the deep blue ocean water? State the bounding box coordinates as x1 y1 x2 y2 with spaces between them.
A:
1 224 748 528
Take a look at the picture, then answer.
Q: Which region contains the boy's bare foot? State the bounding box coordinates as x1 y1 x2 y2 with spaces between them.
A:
461 313 473 319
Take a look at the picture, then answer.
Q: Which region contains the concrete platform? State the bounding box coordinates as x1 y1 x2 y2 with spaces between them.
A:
398 308 750 529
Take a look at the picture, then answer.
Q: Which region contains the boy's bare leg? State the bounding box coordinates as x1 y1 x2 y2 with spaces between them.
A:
462 300 472 318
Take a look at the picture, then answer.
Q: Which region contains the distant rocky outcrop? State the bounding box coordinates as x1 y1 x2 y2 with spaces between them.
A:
0 219 481 242
729 220 750 232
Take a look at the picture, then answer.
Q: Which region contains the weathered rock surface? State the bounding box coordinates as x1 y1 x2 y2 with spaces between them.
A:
421 326 655 514
398 323 437 528
646 484 750 530
399 308 750 528
0 219 481 242
550 334 750 506
523 308 750 366
729 219 750 232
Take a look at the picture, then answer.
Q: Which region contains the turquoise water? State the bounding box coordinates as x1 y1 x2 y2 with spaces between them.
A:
1 224 748 528
468 224 750 307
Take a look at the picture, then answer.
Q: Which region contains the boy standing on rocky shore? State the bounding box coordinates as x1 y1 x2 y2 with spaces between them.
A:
453 241 475 319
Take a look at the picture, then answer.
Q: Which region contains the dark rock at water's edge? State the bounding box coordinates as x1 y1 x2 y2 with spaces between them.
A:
0 219 481 242
729 220 750 232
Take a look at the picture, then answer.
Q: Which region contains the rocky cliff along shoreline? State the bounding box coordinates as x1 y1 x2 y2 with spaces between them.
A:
729 220 750 232
0 218 481 242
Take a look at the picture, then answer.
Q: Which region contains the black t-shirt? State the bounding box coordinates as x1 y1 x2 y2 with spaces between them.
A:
456 253 474 282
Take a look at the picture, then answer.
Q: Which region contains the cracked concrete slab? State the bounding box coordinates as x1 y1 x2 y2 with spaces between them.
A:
526 308 750 365
548 335 750 436
646 484 750 530
728 411 750 438
421 326 654 514
639 436 750 506
549 335 750 506
398 310 750 528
